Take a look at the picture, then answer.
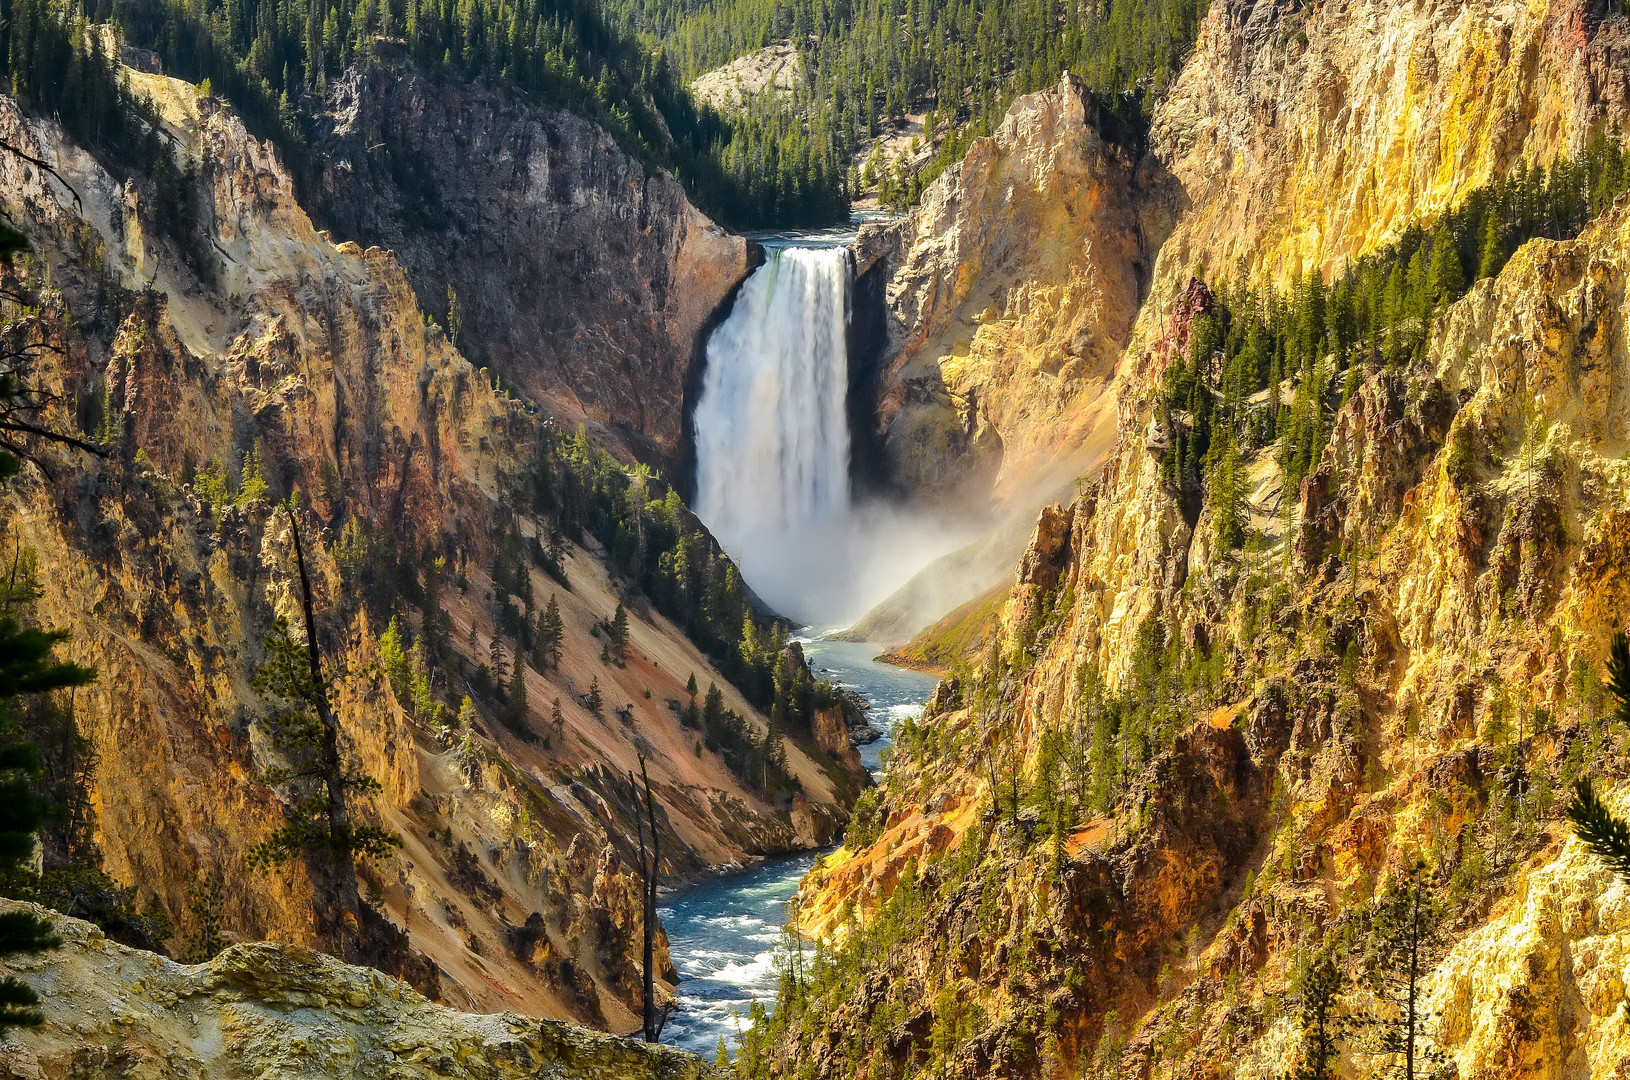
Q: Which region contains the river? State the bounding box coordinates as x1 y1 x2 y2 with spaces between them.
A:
659 639 938 1056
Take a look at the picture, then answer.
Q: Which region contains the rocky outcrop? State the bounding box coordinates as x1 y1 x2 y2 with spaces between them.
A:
1423 789 1630 1080
309 59 751 464
778 643 877 775
854 73 1177 507
0 901 716 1080
690 42 803 111
812 687 878 762
1150 0 1630 295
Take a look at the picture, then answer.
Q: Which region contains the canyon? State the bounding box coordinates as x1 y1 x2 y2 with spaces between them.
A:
0 42 866 1045
760 0 1630 1077
5 0 1630 1072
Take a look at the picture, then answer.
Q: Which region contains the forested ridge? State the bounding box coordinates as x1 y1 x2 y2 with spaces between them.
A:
608 0 1210 211
0 0 1212 229
0 0 840 227
1165 129 1630 554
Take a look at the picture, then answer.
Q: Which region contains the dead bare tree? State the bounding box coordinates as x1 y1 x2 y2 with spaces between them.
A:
628 755 669 1042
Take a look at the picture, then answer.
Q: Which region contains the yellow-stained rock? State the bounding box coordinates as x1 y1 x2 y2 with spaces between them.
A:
0 901 716 1080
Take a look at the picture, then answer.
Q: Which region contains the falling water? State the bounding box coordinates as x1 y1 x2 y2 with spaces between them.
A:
674 234 968 1052
692 246 854 625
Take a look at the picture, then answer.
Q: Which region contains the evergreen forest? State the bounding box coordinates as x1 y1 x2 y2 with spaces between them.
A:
607 0 1212 210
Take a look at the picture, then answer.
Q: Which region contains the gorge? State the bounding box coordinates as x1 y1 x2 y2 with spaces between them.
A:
6 0 1630 1075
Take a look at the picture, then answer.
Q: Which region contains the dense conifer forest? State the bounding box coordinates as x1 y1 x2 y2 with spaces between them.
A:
0 0 845 227
0 0 1216 227
607 0 1211 210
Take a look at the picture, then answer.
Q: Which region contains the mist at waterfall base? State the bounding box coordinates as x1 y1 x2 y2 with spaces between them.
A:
692 244 971 628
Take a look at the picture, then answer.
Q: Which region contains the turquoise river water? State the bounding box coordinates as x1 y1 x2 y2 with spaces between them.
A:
659 639 938 1056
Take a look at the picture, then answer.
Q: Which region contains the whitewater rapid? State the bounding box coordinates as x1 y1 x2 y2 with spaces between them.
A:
659 641 938 1056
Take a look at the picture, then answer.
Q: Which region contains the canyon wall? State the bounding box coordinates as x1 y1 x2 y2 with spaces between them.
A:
1152 0 1630 296
0 52 849 1031
849 0 1630 641
841 74 1177 641
309 58 752 464
785 0 1630 1076
855 74 1176 510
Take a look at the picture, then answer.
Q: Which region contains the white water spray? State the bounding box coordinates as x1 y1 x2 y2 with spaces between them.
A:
693 245 969 627
693 247 852 554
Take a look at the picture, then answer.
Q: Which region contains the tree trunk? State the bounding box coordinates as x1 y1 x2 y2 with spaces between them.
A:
640 756 659 1043
630 759 659 1043
286 505 363 955
1406 882 1419 1080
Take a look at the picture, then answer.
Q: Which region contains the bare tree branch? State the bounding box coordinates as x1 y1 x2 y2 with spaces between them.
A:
0 419 108 458
0 138 82 213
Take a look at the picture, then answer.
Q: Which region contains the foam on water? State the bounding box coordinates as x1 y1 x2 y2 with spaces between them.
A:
690 245 972 627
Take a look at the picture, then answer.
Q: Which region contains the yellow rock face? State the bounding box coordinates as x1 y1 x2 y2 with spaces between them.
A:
1151 0 1626 293
795 0 1630 1074
1426 789 1630 1079
0 901 717 1080
862 73 1177 509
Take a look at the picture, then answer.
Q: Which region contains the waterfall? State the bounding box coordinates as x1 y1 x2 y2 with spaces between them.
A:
693 243 967 628
693 247 853 624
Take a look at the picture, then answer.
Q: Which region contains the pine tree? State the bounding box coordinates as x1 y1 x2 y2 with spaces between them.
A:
408 638 435 723
508 649 528 727
551 697 566 741
1476 207 1505 281
238 445 269 505
0 621 96 1039
378 616 411 706
608 602 630 665
628 755 667 1041
536 594 563 672
1207 429 1246 550
587 676 603 716
246 506 401 957
489 636 505 699
1291 946 1346 1080
1568 631 1630 877
703 682 726 739
1359 861 1446 1080
682 672 701 729
1426 222 1464 306
0 210 108 1036
422 556 448 657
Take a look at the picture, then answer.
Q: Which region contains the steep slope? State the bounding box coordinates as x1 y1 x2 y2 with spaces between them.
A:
839 75 1175 642
308 60 751 463
852 0 1630 643
0 900 716 1079
767 0 1630 1076
0 51 856 1031
1151 0 1630 295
